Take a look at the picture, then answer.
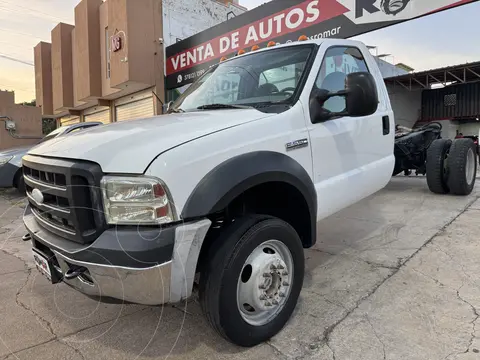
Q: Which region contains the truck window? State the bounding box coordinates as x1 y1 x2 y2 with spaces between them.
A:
315 46 369 113
171 45 314 112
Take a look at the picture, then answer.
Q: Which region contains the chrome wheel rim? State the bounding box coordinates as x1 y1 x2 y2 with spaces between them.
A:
236 239 294 326
466 148 475 186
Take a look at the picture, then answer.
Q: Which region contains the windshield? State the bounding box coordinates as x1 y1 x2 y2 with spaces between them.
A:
170 45 315 112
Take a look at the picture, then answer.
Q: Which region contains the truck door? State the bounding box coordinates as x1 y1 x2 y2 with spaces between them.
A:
305 44 395 220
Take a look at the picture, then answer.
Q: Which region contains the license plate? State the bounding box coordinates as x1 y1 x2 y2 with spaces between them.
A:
32 249 52 281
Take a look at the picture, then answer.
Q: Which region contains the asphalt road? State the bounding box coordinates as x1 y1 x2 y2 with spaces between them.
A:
0 175 479 360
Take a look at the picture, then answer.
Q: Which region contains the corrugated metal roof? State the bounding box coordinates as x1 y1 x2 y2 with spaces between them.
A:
384 60 480 90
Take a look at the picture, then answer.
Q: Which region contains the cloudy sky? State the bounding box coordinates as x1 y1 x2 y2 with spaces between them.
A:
0 0 479 103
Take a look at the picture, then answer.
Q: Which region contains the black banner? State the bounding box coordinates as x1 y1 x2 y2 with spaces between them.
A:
165 0 479 90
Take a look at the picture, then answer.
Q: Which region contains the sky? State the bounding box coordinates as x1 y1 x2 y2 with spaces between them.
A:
0 0 479 103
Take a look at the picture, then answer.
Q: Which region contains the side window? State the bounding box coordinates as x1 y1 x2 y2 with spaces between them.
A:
315 47 369 113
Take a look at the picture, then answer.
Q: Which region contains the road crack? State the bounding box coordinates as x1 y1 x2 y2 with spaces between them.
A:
308 197 478 360
15 269 56 337
456 283 479 356
59 339 86 360
265 341 290 360
365 314 387 360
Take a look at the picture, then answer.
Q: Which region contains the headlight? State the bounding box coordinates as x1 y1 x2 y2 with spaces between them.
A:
100 176 177 225
0 156 13 166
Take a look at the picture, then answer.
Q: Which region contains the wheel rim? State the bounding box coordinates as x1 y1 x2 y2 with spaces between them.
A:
466 148 475 186
236 239 294 326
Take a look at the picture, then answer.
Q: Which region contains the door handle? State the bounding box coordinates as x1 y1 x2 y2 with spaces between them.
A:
382 116 390 135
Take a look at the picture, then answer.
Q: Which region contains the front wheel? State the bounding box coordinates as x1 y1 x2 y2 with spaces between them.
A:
199 215 304 347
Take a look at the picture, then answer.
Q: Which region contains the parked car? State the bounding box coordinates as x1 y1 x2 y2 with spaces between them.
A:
0 121 102 193
21 38 476 347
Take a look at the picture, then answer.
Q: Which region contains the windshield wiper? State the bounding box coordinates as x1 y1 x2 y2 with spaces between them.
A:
196 104 253 110
167 107 185 113
250 101 290 108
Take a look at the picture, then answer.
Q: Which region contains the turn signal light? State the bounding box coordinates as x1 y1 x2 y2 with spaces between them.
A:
298 35 309 41
267 41 276 47
237 49 246 55
220 56 227 62
251 45 260 51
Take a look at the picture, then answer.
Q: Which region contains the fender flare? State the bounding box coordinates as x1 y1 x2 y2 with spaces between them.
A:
181 151 317 246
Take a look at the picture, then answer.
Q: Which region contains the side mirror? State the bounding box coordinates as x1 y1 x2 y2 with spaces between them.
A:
345 72 378 117
310 72 379 123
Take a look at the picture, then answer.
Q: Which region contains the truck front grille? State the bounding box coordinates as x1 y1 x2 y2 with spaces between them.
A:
23 155 105 244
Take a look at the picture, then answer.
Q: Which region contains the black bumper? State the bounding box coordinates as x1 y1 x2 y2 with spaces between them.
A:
23 205 175 268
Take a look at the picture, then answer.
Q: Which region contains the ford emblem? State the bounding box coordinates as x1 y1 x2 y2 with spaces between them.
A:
31 188 44 204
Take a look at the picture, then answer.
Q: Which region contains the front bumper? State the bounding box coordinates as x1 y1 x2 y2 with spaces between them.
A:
24 206 211 305
0 162 19 187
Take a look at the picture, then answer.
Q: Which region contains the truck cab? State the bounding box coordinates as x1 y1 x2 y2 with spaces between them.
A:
22 38 394 347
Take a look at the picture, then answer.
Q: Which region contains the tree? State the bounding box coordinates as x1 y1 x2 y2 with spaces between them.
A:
22 99 36 106
42 118 56 135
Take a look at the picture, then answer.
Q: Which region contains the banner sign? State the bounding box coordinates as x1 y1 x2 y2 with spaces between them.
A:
165 0 479 90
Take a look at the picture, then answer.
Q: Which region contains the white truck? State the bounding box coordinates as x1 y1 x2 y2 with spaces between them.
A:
21 38 475 347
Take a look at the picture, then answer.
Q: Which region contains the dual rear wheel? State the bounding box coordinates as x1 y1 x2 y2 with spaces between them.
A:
426 138 477 195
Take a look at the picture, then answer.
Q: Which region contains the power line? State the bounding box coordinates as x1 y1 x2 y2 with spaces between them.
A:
0 27 45 40
0 53 34 66
0 0 68 23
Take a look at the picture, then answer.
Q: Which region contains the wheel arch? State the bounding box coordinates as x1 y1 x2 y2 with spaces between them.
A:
181 151 317 248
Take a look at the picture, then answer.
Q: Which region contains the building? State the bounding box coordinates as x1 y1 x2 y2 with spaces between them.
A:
34 0 477 132
385 60 480 139
34 0 245 126
0 90 42 151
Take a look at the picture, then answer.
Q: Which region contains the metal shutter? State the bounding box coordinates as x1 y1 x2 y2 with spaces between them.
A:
84 108 110 124
60 116 80 126
115 92 154 122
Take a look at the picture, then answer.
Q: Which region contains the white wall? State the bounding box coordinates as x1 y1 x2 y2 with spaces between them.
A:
458 122 480 137
386 84 422 128
374 57 409 78
438 120 459 139
162 0 246 48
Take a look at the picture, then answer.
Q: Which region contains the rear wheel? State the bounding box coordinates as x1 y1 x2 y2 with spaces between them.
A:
199 215 304 347
426 139 452 194
447 138 477 195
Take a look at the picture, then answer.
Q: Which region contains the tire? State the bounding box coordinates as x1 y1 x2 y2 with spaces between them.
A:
198 214 304 347
447 138 477 195
426 139 452 194
13 170 26 194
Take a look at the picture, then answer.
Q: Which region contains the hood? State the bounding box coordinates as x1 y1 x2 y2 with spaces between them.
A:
28 109 274 173
0 145 32 157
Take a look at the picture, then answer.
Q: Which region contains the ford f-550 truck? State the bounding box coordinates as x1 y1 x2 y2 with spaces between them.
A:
21 38 475 347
